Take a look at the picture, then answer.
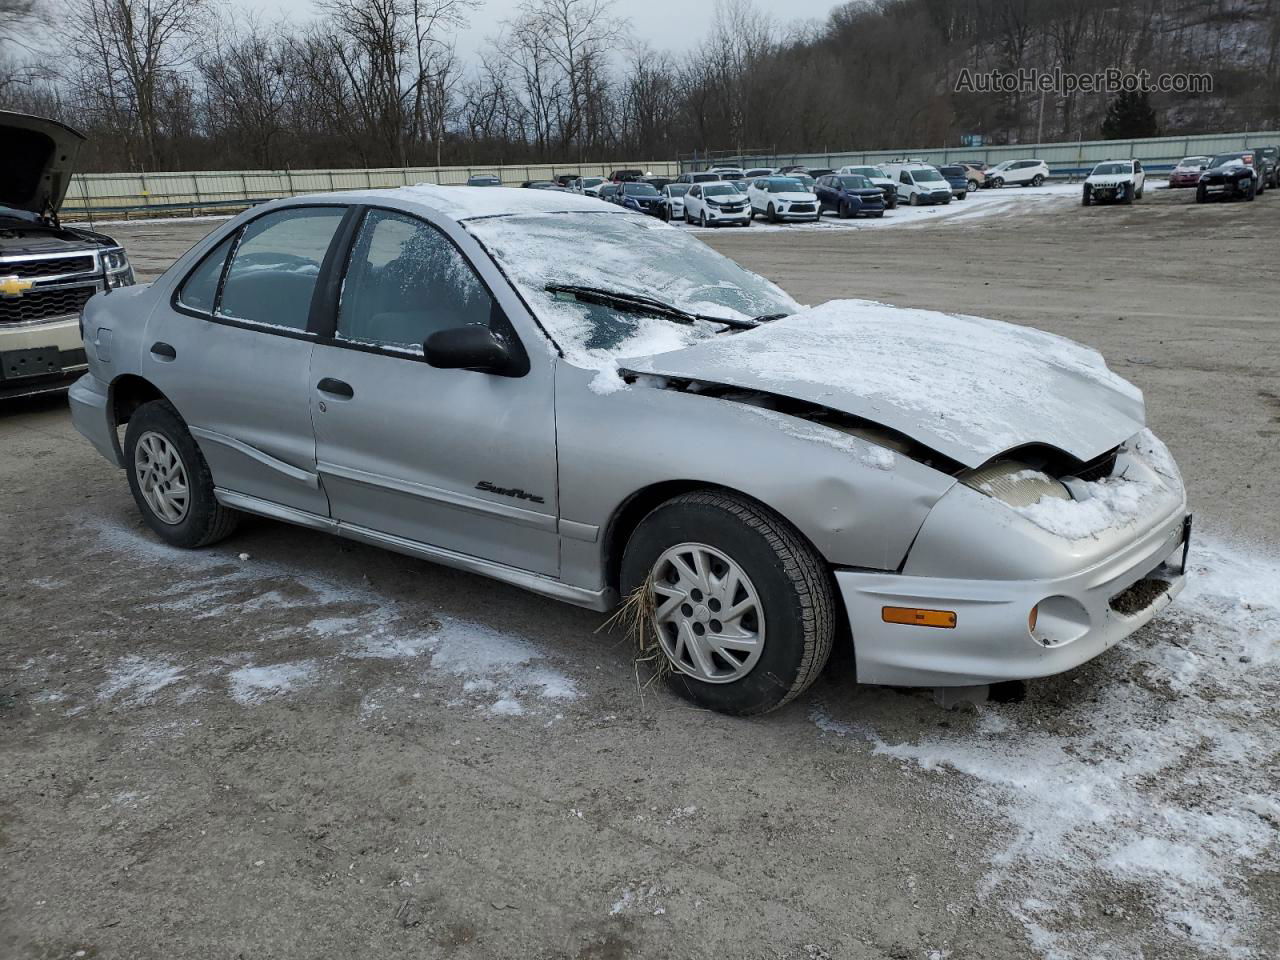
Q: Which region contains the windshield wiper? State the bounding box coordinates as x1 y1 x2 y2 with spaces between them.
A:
546 283 761 330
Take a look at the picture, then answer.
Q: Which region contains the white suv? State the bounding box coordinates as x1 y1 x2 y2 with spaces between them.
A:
1082 159 1145 205
985 159 1050 188
683 181 751 227
747 176 820 222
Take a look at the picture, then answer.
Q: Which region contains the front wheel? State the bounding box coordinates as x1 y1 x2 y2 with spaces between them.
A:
1082 186 1092 206
124 400 241 548
768 203 780 223
968 179 980 192
1031 174 1045 187
1196 185 1207 203
620 491 835 716
909 193 921 206
990 177 1004 189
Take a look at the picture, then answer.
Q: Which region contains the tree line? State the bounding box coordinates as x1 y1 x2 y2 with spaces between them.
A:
2 0 1278 173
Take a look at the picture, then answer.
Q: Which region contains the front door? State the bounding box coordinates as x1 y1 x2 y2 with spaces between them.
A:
309 207 559 576
146 205 348 515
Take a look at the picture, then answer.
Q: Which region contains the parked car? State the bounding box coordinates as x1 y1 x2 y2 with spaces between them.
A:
956 162 988 191
778 164 809 175
1196 153 1261 203
657 183 691 222
1168 157 1211 188
1246 145 1278 189
466 174 502 187
744 167 776 178
880 162 952 206
643 176 673 191
683 181 751 227
709 167 746 180
598 183 621 202
68 184 1191 716
747 176 820 222
984 159 1050 188
675 171 724 185
1 110 135 400
572 176 606 196
1082 159 1145 205
553 174 578 187
790 173 817 192
937 165 970 199
814 174 886 218
837 165 899 208
609 169 646 182
521 180 566 190
610 181 664 216
806 168 835 179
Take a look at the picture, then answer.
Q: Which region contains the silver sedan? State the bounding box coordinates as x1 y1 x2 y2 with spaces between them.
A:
70 186 1190 715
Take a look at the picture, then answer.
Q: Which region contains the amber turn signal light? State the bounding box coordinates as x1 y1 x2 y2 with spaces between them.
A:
882 606 957 629
1029 605 1039 634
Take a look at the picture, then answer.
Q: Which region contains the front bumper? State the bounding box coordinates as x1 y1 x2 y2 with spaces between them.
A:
837 505 1190 687
68 373 123 466
0 316 89 399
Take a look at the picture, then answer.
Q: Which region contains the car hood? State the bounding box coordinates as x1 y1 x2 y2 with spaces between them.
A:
623 299 1145 470
1 110 87 216
1087 176 1131 185
770 192 817 202
706 193 748 202
1203 164 1249 176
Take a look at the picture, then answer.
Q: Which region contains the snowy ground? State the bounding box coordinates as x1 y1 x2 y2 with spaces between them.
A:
4 185 1277 959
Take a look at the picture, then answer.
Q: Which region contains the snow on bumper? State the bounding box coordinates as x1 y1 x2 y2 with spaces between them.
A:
839 499 1190 688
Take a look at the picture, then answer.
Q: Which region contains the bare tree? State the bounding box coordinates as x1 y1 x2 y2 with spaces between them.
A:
198 19 290 168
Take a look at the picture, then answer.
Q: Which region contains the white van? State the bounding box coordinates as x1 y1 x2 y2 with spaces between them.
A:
879 161 953 206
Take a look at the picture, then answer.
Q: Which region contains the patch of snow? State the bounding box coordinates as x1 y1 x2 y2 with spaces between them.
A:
812 533 1280 959
98 656 185 705
588 363 627 395
227 660 319 704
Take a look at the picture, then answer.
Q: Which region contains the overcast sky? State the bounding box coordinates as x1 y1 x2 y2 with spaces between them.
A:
239 0 844 62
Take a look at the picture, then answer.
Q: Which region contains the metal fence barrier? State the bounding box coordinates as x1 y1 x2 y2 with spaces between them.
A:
64 161 680 221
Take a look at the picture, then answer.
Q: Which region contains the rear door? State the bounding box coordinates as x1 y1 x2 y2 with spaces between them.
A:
148 205 350 514
308 207 559 576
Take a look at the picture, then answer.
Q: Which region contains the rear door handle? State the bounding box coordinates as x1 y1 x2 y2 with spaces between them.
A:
150 341 176 361
316 377 354 400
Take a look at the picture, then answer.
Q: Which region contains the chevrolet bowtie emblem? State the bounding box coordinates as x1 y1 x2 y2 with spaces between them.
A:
0 275 35 298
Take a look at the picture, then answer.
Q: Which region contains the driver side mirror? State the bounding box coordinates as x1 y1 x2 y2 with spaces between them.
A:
425 325 515 375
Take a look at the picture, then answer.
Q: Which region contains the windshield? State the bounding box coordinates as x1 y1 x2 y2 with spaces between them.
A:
765 178 806 193
582 177 603 186
989 161 1012 172
692 173 721 182
667 184 691 196
838 175 873 189
939 166 963 176
1179 158 1209 167
912 169 944 182
1091 163 1130 175
1209 153 1246 167
463 212 798 362
844 167 881 178
704 183 742 197
623 183 659 196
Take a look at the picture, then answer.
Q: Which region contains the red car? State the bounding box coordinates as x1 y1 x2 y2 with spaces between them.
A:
1168 156 1211 188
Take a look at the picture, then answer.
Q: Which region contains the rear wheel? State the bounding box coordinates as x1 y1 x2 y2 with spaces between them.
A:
967 179 980 192
124 400 241 548
620 491 835 716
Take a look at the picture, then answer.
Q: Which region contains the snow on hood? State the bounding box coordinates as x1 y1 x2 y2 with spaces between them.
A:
626 299 1146 469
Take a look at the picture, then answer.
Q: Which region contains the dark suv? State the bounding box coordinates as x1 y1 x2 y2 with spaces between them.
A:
1 111 135 399
1246 146 1278 189
1195 151 1264 203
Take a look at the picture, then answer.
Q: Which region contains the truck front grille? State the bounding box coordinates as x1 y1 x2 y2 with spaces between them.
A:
5 255 97 279
0 285 96 325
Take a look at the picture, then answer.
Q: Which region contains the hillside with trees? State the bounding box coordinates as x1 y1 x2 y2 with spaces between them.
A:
2 0 1278 172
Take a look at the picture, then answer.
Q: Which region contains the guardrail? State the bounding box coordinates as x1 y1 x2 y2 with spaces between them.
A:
62 161 681 220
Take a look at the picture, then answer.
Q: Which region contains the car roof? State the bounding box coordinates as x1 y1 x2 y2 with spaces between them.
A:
270 184 618 222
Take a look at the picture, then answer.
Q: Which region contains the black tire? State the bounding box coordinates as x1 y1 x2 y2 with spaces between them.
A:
1122 183 1134 205
873 211 884 218
885 194 897 209
910 193 921 206
1196 185 1207 203
124 399 241 548
837 201 851 219
1031 174 1045 187
1082 186 1092 206
967 179 980 193
768 203 780 223
990 177 1003 188
1246 181 1257 201
620 490 836 716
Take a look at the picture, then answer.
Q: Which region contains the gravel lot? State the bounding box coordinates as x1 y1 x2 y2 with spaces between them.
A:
3 185 1278 960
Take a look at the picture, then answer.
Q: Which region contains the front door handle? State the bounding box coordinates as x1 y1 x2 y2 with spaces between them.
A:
317 377 354 400
150 341 176 361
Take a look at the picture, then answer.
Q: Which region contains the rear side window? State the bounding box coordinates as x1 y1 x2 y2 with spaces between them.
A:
216 207 345 331
176 235 234 313
336 209 495 353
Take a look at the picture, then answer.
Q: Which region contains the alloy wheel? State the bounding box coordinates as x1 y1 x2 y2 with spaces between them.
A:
134 430 190 525
650 542 765 684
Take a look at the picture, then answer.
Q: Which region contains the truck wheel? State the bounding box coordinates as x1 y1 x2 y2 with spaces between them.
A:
620 491 835 716
124 400 241 548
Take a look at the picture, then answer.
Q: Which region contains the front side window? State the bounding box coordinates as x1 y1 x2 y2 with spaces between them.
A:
336 209 495 353
217 207 345 331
